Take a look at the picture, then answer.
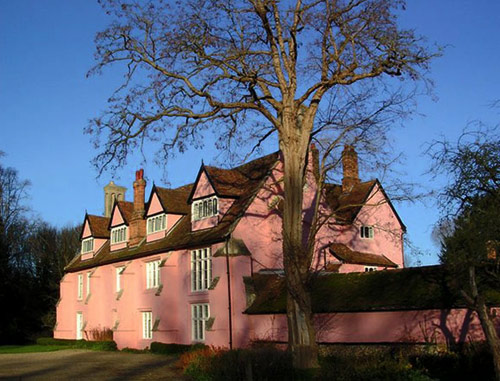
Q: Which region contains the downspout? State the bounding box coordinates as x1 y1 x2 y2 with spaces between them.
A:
225 238 233 350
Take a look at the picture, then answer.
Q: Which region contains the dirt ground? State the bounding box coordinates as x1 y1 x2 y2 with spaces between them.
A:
0 349 186 380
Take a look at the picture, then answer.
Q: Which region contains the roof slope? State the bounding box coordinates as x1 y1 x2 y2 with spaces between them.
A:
85 215 110 239
329 243 397 268
66 152 279 272
324 181 376 224
155 184 192 214
245 265 500 314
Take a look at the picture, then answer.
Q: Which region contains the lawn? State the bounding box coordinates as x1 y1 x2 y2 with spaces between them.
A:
0 345 69 354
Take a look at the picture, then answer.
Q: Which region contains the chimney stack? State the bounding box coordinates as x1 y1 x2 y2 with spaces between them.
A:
342 145 360 192
129 169 146 246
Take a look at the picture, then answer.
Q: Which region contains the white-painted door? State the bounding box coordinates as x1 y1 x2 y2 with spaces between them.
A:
76 312 83 340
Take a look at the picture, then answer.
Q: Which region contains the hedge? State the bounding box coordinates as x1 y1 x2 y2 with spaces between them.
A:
150 341 206 355
36 337 117 351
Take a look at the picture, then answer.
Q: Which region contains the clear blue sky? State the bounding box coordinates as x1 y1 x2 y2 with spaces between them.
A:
1 1 499 266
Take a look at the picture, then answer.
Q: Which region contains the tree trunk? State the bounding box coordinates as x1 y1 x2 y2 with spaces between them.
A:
476 301 500 381
280 123 319 369
468 265 500 380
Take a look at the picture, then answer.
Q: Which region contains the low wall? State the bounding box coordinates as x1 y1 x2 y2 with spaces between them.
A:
247 308 500 346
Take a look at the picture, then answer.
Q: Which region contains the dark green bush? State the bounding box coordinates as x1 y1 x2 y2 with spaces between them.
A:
151 342 191 354
36 337 77 346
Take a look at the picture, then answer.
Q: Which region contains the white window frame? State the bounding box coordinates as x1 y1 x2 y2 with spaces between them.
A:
77 274 83 300
147 213 166 234
81 238 94 253
364 266 377 272
116 266 125 292
76 312 83 340
142 311 153 339
146 260 161 289
191 196 218 221
86 272 91 296
360 225 374 239
191 304 210 342
191 248 212 291
111 225 128 244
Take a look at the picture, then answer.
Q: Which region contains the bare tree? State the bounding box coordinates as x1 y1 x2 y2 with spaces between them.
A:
88 0 438 368
429 127 500 380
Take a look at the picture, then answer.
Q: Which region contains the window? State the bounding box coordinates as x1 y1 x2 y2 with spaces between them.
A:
111 226 128 244
116 266 125 292
192 196 218 221
142 311 153 339
86 272 91 296
77 274 83 300
364 266 377 272
146 260 161 289
76 312 83 340
147 214 166 234
191 248 212 291
81 238 94 253
191 304 210 342
360 226 374 239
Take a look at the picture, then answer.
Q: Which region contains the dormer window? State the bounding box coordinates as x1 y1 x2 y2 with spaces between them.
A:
147 214 166 234
360 226 374 239
81 238 94 254
111 226 128 244
192 196 218 221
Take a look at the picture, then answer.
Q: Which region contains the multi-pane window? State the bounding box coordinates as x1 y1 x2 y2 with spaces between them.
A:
86 272 91 296
191 197 218 221
360 226 374 239
146 260 161 289
111 226 128 244
191 248 212 291
81 238 94 253
191 304 210 342
364 266 377 272
147 214 166 234
77 274 83 300
116 266 125 292
142 311 153 339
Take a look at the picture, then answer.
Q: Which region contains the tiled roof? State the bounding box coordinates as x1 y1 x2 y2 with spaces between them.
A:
244 265 500 314
65 152 279 272
329 243 398 268
324 181 377 224
116 201 134 224
155 185 192 215
87 215 110 238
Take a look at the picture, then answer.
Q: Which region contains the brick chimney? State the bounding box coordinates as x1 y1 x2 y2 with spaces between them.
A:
342 145 360 192
129 169 146 247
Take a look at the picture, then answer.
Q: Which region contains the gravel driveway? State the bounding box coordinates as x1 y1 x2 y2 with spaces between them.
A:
0 349 185 380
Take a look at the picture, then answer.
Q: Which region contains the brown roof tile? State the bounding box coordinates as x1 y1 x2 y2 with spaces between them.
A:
324 181 376 224
86 215 110 238
116 201 134 224
155 184 192 214
329 243 397 268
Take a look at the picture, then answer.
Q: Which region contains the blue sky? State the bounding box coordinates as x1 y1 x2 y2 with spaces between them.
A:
1 1 499 266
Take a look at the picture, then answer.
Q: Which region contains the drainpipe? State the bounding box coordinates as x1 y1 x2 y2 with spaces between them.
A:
225 238 233 350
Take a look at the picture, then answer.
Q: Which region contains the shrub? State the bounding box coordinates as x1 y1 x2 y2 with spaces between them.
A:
85 327 113 341
36 338 76 346
150 342 206 355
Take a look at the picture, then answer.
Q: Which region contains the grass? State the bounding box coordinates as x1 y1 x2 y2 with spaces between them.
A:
0 345 69 354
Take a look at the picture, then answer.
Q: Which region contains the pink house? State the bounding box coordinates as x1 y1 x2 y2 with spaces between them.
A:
54 146 497 349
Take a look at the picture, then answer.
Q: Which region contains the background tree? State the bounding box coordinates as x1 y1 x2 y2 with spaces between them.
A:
88 0 438 368
429 128 500 379
0 154 80 343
